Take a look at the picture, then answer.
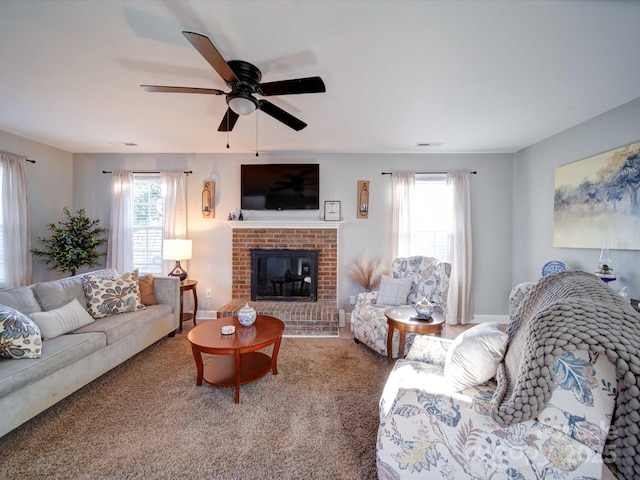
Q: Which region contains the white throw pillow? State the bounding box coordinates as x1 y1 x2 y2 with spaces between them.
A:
444 323 508 390
30 298 95 340
375 275 414 306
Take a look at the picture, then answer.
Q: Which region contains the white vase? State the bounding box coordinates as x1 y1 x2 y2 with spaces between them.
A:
238 303 257 326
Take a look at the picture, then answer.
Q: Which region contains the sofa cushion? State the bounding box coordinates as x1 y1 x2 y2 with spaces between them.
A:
73 303 171 344
377 358 604 479
405 334 451 366
0 331 105 397
29 298 95 340
83 270 145 319
138 273 158 306
536 349 617 454
0 305 42 359
376 275 413 306
379 359 454 418
444 322 508 390
33 269 118 312
0 286 42 315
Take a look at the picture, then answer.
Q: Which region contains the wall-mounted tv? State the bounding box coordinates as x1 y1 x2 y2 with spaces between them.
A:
241 163 320 211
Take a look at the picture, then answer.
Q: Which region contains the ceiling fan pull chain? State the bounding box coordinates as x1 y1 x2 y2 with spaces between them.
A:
226 110 230 149
255 111 259 157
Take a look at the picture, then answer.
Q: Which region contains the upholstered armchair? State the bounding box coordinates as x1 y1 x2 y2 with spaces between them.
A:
350 256 451 358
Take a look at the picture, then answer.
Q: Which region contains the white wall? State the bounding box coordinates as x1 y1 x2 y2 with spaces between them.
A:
73 151 514 316
513 97 640 299
0 130 73 282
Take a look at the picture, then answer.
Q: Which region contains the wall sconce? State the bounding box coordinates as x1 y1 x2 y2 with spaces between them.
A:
202 181 214 218
357 180 369 219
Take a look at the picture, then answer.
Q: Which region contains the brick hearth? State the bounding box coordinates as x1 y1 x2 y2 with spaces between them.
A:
219 223 340 336
217 301 338 336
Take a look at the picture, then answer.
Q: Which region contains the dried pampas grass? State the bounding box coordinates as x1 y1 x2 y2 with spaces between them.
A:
347 253 390 291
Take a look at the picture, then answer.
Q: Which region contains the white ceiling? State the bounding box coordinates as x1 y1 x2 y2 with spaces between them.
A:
1 0 640 155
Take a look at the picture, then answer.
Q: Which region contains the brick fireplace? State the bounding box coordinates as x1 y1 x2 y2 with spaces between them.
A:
218 221 340 335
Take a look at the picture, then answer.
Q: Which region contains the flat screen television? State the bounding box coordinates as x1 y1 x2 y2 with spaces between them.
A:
240 164 320 210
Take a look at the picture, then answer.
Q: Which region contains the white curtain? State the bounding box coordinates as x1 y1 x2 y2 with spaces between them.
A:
391 171 415 258
0 153 31 287
446 171 474 324
106 171 134 273
161 171 188 275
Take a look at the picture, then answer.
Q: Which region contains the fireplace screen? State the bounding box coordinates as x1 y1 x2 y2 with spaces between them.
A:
251 249 318 301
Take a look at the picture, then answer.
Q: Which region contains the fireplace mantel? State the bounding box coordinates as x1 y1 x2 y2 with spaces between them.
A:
223 220 343 230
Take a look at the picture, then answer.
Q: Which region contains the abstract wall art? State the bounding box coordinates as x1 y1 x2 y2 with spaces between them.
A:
553 141 640 249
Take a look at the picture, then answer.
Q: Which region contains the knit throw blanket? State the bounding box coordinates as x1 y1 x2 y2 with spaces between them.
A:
490 270 640 479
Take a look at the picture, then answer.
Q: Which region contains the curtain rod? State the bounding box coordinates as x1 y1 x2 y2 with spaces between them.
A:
0 150 36 163
381 171 477 175
102 170 192 175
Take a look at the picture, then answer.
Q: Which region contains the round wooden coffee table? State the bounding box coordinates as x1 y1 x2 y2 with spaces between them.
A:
187 315 285 403
384 306 445 367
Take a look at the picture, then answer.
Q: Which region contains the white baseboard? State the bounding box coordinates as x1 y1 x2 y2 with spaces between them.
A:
196 310 217 320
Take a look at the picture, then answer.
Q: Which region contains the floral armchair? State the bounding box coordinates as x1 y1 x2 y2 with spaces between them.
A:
376 278 619 479
350 256 451 358
377 336 616 479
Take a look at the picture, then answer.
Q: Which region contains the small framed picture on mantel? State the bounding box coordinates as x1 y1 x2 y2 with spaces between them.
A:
324 201 341 221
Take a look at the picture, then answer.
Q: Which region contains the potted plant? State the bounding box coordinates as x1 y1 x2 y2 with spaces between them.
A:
31 207 107 276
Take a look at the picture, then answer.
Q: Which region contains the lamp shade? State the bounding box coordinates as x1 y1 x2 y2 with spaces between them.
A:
163 239 192 261
228 94 257 115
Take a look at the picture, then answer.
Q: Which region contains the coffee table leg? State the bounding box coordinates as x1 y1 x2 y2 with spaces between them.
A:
386 325 394 367
271 335 282 375
191 344 204 386
234 350 241 404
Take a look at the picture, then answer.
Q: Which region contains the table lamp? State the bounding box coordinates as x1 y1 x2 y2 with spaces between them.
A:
163 238 192 282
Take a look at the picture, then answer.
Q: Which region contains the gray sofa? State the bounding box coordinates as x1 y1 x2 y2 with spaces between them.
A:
0 269 180 438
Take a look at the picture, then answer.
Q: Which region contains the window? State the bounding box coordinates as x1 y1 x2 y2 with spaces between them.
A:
411 174 452 261
132 175 163 274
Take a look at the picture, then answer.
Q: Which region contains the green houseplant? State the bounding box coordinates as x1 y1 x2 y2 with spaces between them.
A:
31 207 107 276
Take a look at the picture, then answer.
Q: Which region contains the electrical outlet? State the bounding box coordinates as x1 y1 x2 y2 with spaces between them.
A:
205 289 212 298
349 295 356 305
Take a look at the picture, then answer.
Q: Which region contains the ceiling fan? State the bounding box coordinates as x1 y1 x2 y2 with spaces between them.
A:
141 31 326 132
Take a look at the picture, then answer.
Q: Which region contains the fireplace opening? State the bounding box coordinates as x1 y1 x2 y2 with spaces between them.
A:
251 248 318 302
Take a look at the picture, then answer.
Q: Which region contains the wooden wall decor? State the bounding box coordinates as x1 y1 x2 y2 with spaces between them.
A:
357 180 369 219
202 180 214 218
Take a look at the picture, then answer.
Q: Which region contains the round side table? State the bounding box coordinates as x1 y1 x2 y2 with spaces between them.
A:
384 305 444 367
179 279 198 333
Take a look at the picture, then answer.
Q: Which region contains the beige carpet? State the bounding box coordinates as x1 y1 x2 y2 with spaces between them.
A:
0 333 389 479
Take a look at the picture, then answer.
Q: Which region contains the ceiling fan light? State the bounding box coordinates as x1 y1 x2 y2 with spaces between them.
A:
229 95 257 115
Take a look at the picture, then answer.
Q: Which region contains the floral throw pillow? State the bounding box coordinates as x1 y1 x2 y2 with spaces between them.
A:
83 270 146 319
0 304 42 359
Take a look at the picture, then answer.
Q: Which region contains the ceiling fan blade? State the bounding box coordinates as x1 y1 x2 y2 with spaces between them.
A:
259 76 326 96
182 31 238 83
141 85 226 95
258 100 307 131
217 108 240 132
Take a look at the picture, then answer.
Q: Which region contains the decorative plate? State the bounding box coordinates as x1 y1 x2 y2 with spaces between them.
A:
542 260 569 277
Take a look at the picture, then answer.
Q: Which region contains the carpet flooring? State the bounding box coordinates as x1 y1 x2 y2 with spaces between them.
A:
0 332 389 479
